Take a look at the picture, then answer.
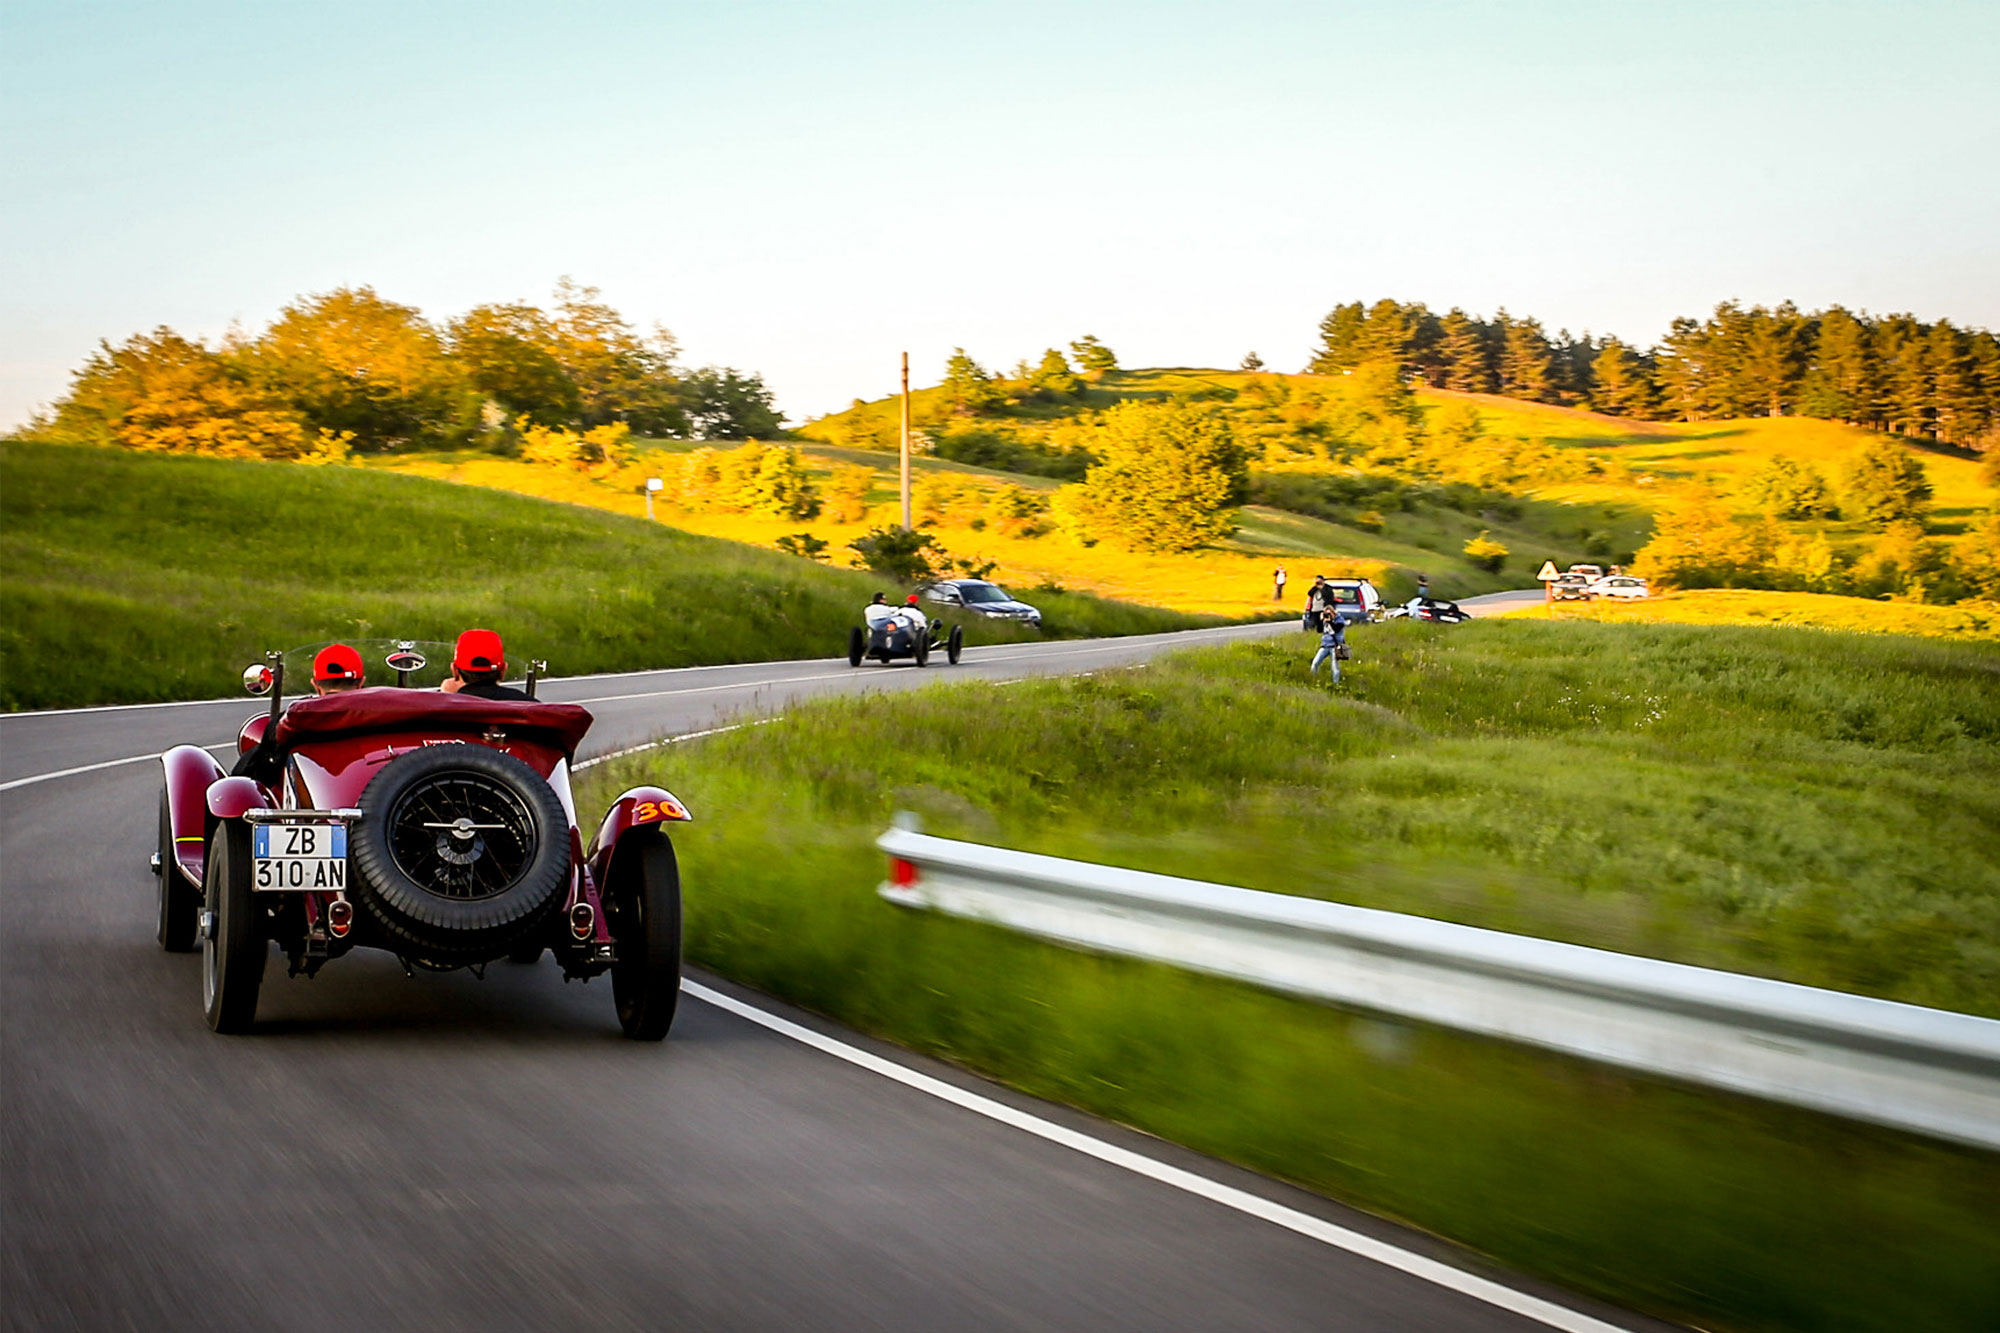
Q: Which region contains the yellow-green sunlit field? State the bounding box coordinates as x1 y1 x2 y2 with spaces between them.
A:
1510 587 2000 642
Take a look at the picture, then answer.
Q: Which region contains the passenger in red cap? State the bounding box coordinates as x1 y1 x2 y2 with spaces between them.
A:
441 627 531 701
310 643 366 696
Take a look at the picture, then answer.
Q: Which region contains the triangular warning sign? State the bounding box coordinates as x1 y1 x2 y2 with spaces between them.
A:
1536 560 1560 581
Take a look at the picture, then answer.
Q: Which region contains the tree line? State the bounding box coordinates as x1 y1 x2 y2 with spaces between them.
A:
20 280 782 458
1310 299 2000 446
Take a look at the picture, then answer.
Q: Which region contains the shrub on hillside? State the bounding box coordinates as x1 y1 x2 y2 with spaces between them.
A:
520 420 635 474
27 327 326 460
1054 399 1249 553
1462 531 1509 572
673 442 821 519
822 463 876 522
1745 456 1838 519
848 526 941 582
1842 437 1933 528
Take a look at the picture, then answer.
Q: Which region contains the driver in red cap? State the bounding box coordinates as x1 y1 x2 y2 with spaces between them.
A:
441 628 531 701
234 642 365 779
310 642 366 696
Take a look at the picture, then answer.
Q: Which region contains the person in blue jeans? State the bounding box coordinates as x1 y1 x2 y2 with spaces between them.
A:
1309 611 1346 683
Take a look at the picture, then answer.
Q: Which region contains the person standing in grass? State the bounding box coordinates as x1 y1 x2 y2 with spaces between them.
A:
1416 573 1430 601
1273 564 1288 602
1309 610 1346 683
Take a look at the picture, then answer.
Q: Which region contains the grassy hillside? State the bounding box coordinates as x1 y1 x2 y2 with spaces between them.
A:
0 441 1210 709
583 619 2000 1331
806 365 1998 581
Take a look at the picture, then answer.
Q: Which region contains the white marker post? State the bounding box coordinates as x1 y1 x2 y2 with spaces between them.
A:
645 476 663 521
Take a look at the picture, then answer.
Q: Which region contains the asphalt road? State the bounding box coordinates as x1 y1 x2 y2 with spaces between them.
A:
2 615 1656 1332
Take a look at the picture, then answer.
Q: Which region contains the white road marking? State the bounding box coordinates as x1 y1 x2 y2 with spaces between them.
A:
684 980 1633 1333
0 745 233 793
567 672 851 706
572 719 777 771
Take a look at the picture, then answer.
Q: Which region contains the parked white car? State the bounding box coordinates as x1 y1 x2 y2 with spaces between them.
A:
1588 575 1650 601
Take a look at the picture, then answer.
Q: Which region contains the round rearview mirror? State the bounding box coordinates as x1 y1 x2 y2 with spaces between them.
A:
243 664 274 696
384 649 427 673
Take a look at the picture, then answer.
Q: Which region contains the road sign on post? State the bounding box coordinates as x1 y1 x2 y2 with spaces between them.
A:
645 476 662 521
1537 559 1560 603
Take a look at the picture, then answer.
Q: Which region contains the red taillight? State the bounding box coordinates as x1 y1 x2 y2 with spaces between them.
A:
569 902 595 940
326 899 353 938
889 857 918 888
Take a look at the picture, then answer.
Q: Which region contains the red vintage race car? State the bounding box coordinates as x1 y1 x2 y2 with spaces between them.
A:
151 640 687 1039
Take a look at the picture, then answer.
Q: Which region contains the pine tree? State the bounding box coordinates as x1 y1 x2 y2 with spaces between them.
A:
1736 302 1806 417
1655 316 1716 421
1307 302 1368 373
1027 348 1081 400
1876 315 1932 438
1498 314 1553 402
1068 335 1119 378
941 348 1003 415
1437 309 1492 393
1592 339 1659 417
1797 307 1877 426
1926 322 1981 445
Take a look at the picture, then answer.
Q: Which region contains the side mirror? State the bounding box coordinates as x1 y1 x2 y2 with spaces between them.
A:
243 664 274 696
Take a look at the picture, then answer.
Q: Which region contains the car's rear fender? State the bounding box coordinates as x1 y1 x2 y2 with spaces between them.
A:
207 775 275 823
161 745 227 887
587 786 692 886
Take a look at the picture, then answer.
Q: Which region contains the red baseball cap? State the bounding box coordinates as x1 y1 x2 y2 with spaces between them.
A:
905 594 920 605
312 643 365 684
453 628 506 674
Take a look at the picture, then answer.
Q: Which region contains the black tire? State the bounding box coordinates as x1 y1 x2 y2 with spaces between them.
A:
607 829 681 1040
157 787 199 952
203 821 264 1033
947 625 963 665
848 625 864 668
350 745 570 961
914 635 929 667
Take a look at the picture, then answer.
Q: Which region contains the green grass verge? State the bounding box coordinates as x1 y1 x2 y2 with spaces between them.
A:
0 440 1213 709
580 620 2000 1331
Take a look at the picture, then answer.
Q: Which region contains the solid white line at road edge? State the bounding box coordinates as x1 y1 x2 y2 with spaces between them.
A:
0 745 233 794
682 980 1632 1333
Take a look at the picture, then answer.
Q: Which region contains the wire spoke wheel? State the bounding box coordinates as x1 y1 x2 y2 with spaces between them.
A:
387 774 536 901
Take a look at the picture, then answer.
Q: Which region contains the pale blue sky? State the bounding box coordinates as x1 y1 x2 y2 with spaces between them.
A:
3 0 1996 429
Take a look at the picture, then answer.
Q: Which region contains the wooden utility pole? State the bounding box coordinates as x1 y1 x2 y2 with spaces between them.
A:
899 351 913 531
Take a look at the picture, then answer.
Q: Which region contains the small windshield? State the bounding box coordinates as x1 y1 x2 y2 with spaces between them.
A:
266 638 538 696
1330 589 1360 604
959 584 1013 604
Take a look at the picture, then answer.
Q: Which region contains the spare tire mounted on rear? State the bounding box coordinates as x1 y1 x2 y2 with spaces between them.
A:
351 744 570 958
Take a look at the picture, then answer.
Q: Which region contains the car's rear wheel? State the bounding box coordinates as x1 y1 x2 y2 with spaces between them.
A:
202 821 264 1033
914 635 929 667
157 787 199 952
350 746 570 962
947 625 963 665
848 626 864 668
608 829 681 1040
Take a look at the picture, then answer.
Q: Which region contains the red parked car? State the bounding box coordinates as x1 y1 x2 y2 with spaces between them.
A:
152 641 688 1038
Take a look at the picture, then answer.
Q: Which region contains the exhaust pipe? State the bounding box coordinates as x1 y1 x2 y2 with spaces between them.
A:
326 898 354 939
568 901 595 940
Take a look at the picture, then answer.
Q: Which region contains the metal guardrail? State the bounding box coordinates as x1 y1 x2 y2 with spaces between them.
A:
877 827 2000 1150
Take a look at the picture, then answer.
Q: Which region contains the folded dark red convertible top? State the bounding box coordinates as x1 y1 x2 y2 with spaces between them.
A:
272 688 594 755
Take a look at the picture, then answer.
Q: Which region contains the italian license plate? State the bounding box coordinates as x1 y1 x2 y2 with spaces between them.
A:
252 823 348 891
